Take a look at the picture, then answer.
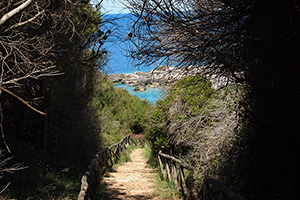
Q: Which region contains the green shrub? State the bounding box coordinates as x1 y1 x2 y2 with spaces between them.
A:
145 74 214 154
91 75 153 147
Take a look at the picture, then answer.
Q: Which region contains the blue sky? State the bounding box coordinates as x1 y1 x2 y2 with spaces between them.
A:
100 0 130 14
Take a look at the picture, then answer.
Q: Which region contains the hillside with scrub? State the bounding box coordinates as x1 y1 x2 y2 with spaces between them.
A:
145 74 249 193
1 0 299 199
0 0 151 199
123 0 299 199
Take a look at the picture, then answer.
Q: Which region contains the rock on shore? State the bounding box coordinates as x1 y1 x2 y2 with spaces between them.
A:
108 65 234 90
109 66 194 86
133 85 146 91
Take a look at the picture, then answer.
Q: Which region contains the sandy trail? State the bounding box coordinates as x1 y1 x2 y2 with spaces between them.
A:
101 148 162 200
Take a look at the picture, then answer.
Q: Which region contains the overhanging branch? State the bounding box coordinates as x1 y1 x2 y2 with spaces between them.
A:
0 0 34 26
0 86 46 115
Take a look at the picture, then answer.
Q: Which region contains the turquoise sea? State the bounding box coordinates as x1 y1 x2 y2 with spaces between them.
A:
114 83 166 104
103 13 166 104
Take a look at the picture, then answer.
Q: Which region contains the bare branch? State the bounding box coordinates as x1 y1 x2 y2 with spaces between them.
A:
0 86 46 115
0 182 10 195
5 10 45 31
2 65 63 86
0 0 34 26
0 153 28 194
125 0 246 82
0 102 10 153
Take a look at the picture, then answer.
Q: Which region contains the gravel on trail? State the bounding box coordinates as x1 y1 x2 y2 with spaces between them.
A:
101 148 178 200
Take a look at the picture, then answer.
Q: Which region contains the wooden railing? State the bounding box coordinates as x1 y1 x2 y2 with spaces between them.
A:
136 135 146 146
77 134 131 200
158 147 246 200
130 134 146 146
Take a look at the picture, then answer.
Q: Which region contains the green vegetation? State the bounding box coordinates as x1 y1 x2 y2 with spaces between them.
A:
146 75 215 154
2 74 151 199
142 143 181 199
0 1 151 199
153 174 181 199
145 74 244 195
124 0 300 198
110 143 142 168
91 75 152 146
2 0 299 199
1 1 104 198
142 143 152 161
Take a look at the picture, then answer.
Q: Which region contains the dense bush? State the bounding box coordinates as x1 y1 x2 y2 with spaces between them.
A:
0 1 151 199
91 75 152 146
125 1 300 198
0 1 105 198
146 75 215 154
145 74 244 192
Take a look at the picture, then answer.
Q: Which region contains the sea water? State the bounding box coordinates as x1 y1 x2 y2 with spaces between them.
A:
114 83 166 104
102 13 166 104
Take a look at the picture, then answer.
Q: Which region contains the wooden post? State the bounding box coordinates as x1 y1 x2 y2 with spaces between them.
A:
108 148 113 166
77 171 90 200
113 147 119 161
172 162 179 189
103 151 108 168
158 154 166 179
131 137 137 146
203 182 210 200
88 166 96 196
127 135 130 146
118 142 122 154
91 158 99 183
165 159 171 182
95 158 101 181
99 153 106 171
77 134 135 200
114 145 119 162
189 171 200 200
122 139 126 150
106 150 110 167
179 166 188 199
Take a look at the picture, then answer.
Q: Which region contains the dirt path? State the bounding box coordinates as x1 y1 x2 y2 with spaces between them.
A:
101 148 161 200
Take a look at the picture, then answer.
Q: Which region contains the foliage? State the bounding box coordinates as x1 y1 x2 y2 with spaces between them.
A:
146 74 214 154
145 74 245 196
153 173 181 200
91 75 152 147
2 146 81 199
126 0 300 199
112 143 142 168
0 0 109 199
0 1 152 195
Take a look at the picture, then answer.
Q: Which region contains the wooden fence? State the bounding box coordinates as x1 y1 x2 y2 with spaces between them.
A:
77 134 132 200
129 134 146 146
136 135 146 146
158 147 246 200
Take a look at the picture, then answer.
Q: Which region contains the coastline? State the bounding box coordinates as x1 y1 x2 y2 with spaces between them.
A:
108 66 193 91
108 65 235 105
109 65 235 91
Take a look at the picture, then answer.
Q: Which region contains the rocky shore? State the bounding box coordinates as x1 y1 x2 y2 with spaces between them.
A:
108 66 200 91
108 65 233 91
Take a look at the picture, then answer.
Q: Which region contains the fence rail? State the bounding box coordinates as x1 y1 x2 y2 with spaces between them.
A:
77 134 132 200
78 138 246 200
158 147 246 200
